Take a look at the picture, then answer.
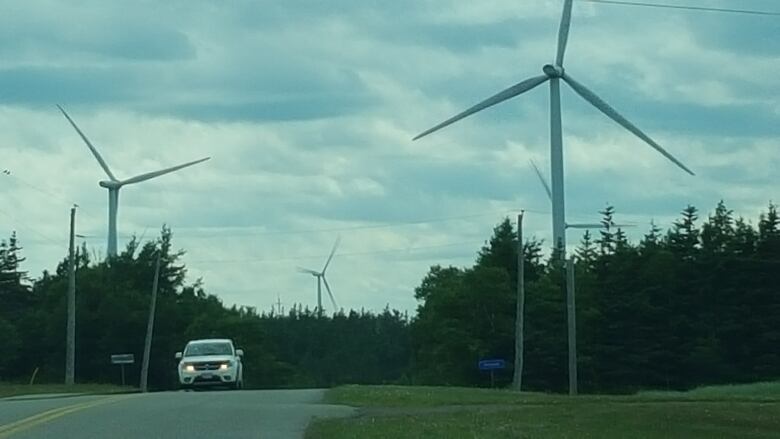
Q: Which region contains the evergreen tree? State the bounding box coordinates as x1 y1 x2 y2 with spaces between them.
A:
597 205 616 256
667 205 700 259
0 232 32 323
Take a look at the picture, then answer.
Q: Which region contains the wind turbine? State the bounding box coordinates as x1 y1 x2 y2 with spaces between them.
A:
529 159 634 231
414 0 693 258
297 237 340 315
58 105 210 257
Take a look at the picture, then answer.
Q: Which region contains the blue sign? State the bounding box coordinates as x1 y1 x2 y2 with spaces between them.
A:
478 359 506 371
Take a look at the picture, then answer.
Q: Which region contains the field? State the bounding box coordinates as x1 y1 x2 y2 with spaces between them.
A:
306 382 780 438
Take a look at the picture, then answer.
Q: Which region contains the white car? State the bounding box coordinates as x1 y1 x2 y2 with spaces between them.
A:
175 339 244 390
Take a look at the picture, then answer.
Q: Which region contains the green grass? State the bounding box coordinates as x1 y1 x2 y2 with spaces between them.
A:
638 381 780 401
322 385 558 407
307 383 780 439
0 383 134 398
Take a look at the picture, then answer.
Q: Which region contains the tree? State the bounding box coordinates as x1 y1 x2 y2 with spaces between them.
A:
0 232 32 323
0 317 20 379
667 205 700 259
476 218 517 279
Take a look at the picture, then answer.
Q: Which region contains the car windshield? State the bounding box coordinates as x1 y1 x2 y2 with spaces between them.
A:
184 342 233 357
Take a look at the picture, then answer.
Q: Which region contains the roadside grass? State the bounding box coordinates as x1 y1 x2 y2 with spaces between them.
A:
323 385 559 407
0 383 134 398
637 381 780 401
307 382 780 439
323 381 780 407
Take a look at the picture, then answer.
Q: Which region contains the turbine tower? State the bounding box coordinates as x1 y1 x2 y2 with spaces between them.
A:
414 0 693 258
58 105 210 257
297 237 340 316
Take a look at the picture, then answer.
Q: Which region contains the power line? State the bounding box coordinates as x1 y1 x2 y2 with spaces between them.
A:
69 208 633 243
581 0 780 16
84 209 555 240
2 170 101 220
162 211 519 238
163 209 633 240
5 173 71 205
187 240 484 265
0 209 64 248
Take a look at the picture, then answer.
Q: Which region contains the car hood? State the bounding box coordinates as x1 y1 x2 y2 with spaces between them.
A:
180 355 234 363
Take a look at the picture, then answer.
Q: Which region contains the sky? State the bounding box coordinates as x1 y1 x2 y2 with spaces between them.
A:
1 0 778 316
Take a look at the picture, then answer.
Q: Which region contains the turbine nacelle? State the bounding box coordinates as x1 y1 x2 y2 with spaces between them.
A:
543 64 565 78
99 180 122 189
297 267 322 278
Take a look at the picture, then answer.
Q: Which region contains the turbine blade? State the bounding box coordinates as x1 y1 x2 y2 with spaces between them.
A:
562 74 695 176
556 0 574 66
413 75 549 141
297 267 319 275
323 277 338 311
566 223 605 229
567 222 637 230
322 235 341 273
120 157 210 186
529 159 553 202
57 105 117 181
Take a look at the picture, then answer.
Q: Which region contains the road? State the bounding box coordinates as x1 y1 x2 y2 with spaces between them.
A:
0 389 353 438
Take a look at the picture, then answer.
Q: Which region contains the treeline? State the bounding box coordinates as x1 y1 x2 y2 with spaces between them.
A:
0 228 410 389
413 201 780 392
1 201 778 393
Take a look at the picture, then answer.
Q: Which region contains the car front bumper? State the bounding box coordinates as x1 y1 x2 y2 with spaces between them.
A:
179 368 238 386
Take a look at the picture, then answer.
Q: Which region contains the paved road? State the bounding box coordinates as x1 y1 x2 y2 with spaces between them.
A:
0 389 353 438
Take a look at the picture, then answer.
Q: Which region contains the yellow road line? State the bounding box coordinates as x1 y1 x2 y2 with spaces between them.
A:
0 394 138 438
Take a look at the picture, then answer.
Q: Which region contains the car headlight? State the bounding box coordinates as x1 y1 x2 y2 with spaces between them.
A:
183 364 195 372
219 361 233 370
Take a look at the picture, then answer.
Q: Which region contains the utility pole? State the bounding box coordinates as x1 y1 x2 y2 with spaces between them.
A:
566 258 578 395
65 206 76 385
140 252 161 392
512 211 525 391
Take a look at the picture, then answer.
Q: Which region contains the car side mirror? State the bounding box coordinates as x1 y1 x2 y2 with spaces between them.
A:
236 349 244 358
175 352 182 360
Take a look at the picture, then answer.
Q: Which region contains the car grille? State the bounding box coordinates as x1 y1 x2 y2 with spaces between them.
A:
193 362 222 371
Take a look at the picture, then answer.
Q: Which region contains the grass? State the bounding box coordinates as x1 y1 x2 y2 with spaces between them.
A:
638 381 780 401
0 383 134 398
306 382 780 438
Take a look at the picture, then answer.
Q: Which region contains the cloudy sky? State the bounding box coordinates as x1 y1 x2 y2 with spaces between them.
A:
1 0 778 315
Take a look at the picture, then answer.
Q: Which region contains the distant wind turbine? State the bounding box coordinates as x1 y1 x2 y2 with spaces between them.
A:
297 237 340 315
529 159 634 231
414 0 692 257
58 105 210 257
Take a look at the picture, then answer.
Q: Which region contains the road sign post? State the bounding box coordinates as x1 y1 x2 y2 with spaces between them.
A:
111 354 135 386
478 359 506 388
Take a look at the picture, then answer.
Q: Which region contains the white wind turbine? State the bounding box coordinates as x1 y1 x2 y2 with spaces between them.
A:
58 105 210 257
297 237 340 315
414 0 693 257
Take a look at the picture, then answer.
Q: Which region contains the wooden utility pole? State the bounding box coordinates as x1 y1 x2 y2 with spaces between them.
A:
566 258 578 395
65 206 76 385
140 252 161 392
512 211 525 391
